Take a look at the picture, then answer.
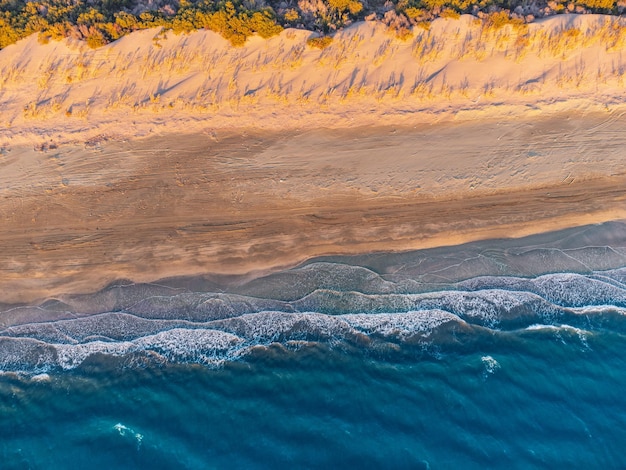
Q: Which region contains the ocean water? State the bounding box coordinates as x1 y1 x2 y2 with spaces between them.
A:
2 222 626 468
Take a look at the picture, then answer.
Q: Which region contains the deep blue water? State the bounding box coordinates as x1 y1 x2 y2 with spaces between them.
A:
1 222 626 468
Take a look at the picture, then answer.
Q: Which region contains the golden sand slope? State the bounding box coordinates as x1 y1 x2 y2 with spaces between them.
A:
2 15 626 146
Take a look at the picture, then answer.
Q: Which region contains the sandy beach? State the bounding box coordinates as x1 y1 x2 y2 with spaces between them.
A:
2 15 626 303
2 116 625 304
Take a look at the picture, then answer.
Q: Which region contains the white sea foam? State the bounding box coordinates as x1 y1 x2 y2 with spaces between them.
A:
30 373 51 382
208 311 357 344
525 324 561 331
294 288 563 327
53 328 244 369
1 258 625 372
570 305 626 315
113 423 130 435
342 310 463 339
458 272 626 308
113 423 144 449
525 324 589 334
481 355 500 375
523 324 591 349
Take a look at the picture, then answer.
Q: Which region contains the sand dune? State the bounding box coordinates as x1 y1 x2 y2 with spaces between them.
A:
1 15 626 303
2 15 626 146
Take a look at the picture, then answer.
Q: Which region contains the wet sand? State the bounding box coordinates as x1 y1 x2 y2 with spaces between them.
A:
1 117 625 304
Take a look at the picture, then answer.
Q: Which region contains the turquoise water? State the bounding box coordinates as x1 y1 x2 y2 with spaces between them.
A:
2 222 626 468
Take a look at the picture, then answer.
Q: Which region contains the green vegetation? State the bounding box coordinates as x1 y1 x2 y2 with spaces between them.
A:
0 0 623 50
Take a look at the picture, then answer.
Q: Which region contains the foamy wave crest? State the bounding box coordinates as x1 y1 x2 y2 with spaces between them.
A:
342 310 466 340
459 271 626 308
0 310 472 372
293 288 565 328
2 222 626 373
55 328 244 369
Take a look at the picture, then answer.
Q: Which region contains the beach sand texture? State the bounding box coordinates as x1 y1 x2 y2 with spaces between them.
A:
1 15 625 303
2 123 625 304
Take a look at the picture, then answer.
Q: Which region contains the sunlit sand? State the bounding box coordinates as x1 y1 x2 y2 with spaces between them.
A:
1 15 625 303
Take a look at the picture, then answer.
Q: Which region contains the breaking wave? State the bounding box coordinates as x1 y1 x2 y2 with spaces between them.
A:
1 266 625 373
1 222 626 373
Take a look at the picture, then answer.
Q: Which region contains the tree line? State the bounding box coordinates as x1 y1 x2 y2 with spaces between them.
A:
0 0 620 49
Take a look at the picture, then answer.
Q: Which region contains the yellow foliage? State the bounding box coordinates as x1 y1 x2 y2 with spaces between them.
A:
307 35 333 48
578 0 615 8
328 0 363 14
115 12 139 30
248 11 283 38
484 11 524 31
284 9 300 22
77 8 105 26
440 8 460 18
422 0 447 9
405 7 428 20
86 29 107 48
0 18 23 48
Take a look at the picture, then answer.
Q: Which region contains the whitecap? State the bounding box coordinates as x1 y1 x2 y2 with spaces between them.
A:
525 324 561 331
481 355 500 375
30 373 51 383
342 310 464 339
113 423 144 449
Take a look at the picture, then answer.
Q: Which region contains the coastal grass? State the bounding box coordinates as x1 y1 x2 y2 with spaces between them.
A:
4 14 626 130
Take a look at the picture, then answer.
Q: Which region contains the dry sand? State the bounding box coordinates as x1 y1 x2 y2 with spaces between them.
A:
1 15 626 303
3 15 626 147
